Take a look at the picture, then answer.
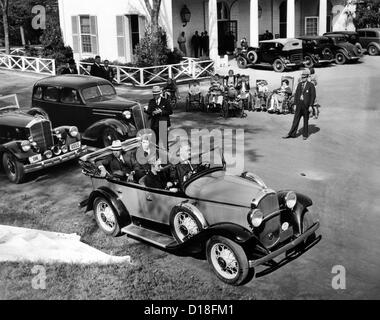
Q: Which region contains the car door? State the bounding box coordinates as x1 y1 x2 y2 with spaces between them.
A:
38 86 63 127
59 87 88 132
358 31 368 48
261 43 277 63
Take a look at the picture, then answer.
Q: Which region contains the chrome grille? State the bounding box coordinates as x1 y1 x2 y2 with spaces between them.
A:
258 194 281 249
29 120 54 152
258 194 279 215
290 53 303 63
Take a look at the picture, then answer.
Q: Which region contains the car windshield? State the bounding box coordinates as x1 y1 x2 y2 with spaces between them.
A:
82 84 116 101
0 94 20 112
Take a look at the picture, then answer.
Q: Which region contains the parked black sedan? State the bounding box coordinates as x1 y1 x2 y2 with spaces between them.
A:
30 75 148 148
0 94 87 183
323 33 363 65
297 36 335 68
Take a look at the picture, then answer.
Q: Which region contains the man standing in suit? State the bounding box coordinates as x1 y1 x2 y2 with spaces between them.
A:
146 86 173 144
90 55 106 79
283 69 316 140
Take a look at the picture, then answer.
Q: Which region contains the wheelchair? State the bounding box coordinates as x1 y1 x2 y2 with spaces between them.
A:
236 74 253 111
267 76 295 114
221 86 245 119
204 82 224 113
185 81 205 112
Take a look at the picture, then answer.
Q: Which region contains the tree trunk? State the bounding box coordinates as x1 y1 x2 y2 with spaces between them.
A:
2 9 9 54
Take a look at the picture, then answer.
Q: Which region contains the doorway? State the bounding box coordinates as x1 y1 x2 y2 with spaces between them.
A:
279 1 287 38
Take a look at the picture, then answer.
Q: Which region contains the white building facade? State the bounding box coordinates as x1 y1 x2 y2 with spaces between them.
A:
58 0 358 64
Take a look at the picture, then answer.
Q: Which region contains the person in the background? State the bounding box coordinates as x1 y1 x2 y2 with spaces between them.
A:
203 31 209 57
191 31 201 58
177 32 187 56
268 79 292 113
103 60 115 83
236 75 253 111
146 86 173 144
61 59 78 75
241 37 249 51
308 67 319 119
163 78 181 101
90 55 106 79
199 32 205 57
264 30 274 40
224 69 237 88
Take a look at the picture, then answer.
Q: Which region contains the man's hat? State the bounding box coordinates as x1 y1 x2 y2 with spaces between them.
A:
152 86 162 94
301 69 311 78
110 140 122 151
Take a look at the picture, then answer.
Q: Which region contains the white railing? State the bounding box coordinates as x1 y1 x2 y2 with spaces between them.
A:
77 58 215 87
0 53 56 75
0 47 26 55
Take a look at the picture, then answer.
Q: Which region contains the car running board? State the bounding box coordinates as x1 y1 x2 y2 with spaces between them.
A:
121 225 177 249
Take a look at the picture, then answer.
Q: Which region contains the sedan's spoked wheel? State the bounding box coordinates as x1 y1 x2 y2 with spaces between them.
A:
93 197 121 237
273 59 285 72
335 52 346 65
304 56 314 68
237 57 248 69
173 211 200 242
102 128 120 147
2 153 25 184
206 236 254 286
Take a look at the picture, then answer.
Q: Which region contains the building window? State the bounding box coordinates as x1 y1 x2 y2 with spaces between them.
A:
217 2 230 21
80 16 92 53
305 17 319 36
130 15 140 51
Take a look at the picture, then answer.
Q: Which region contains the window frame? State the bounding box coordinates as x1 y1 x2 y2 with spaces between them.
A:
305 16 319 36
42 86 61 103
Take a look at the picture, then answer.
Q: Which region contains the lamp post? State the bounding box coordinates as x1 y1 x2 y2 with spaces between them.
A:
180 5 191 27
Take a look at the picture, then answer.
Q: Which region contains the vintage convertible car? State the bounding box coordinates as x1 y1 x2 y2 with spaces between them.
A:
30 75 148 147
79 138 321 286
234 38 304 72
323 33 363 65
0 94 87 183
297 36 335 68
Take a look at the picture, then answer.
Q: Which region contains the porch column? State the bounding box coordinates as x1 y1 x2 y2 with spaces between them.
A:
162 0 174 50
209 0 219 61
319 0 327 35
287 0 295 38
250 0 259 47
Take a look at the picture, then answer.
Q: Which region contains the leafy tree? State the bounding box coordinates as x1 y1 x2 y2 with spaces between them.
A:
354 1 380 28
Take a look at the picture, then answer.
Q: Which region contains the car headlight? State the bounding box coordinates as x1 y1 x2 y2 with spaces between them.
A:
20 141 31 152
44 150 53 159
69 126 79 138
248 209 264 228
285 191 297 209
61 145 68 154
123 111 132 119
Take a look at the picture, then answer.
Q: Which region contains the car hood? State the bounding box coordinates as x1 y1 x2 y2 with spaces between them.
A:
89 96 140 110
185 170 266 207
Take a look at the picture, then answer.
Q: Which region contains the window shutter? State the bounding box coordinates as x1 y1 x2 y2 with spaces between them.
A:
116 15 126 58
90 16 99 55
71 16 80 53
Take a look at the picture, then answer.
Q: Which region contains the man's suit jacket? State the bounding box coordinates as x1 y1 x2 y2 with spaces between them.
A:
294 81 316 109
146 97 173 129
96 153 131 176
90 63 106 79
235 82 250 92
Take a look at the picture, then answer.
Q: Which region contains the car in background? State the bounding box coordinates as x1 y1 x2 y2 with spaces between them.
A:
323 33 363 65
235 38 304 72
0 94 86 183
357 28 380 56
30 75 148 148
324 31 362 50
79 138 321 286
297 36 335 68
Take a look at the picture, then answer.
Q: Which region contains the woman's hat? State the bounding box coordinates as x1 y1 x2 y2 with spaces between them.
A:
110 140 122 151
152 86 162 94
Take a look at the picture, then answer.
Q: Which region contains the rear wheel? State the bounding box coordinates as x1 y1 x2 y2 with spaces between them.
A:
335 52 347 65
237 56 248 69
2 153 25 184
368 45 379 56
304 55 314 68
206 236 255 286
93 197 121 237
273 59 285 72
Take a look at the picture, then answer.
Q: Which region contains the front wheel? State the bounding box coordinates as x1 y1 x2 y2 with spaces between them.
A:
2 153 25 184
206 236 255 286
335 52 347 65
93 197 121 237
368 45 379 56
304 55 314 68
273 59 285 72
237 56 248 69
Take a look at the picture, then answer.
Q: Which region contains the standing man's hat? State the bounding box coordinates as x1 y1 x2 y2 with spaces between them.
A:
301 69 311 78
110 140 122 151
152 86 162 94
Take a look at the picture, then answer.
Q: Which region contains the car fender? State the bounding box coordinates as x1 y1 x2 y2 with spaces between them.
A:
27 108 50 120
175 202 209 229
0 141 33 162
367 41 380 50
337 48 349 58
86 186 131 227
83 119 137 142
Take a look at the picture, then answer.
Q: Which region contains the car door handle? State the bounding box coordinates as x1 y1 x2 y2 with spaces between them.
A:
146 193 153 201
116 189 123 194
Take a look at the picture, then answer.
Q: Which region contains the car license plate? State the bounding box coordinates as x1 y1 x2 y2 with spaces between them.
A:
29 154 42 164
69 141 81 151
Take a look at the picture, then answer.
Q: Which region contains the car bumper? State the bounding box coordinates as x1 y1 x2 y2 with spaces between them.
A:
24 146 88 174
318 58 335 64
284 62 303 68
348 56 361 60
248 221 320 268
